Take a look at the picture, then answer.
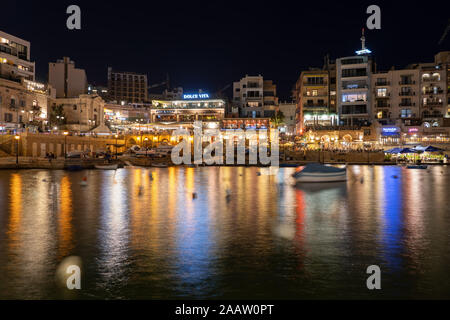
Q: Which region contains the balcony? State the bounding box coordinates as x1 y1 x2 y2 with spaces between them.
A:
303 104 328 109
399 80 415 85
422 77 440 82
375 81 390 86
399 102 415 107
399 92 415 96
423 89 444 95
376 104 390 108
422 101 443 107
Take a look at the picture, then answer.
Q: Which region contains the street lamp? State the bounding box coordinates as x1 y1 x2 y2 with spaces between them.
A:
14 135 20 165
63 131 69 158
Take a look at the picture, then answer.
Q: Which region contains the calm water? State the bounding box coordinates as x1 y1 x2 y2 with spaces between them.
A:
0 165 449 299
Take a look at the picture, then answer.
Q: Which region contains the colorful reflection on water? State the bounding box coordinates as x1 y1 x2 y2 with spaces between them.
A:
0 165 449 299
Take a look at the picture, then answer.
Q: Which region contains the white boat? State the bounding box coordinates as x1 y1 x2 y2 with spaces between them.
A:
292 163 347 183
95 164 119 170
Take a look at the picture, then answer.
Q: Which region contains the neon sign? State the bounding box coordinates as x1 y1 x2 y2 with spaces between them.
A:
382 127 399 136
183 93 210 100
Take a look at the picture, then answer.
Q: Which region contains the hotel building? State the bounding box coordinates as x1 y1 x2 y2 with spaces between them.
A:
0 30 35 81
107 67 148 104
336 31 375 127
233 75 279 118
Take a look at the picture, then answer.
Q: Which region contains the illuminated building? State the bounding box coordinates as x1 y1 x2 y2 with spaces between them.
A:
0 77 54 131
233 75 279 118
336 29 374 126
0 30 35 81
150 94 225 129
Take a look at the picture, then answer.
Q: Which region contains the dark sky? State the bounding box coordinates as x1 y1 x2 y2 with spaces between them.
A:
1 0 449 100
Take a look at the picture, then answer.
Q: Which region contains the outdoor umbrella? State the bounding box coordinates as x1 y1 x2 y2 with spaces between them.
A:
400 148 420 154
423 145 444 152
385 148 402 154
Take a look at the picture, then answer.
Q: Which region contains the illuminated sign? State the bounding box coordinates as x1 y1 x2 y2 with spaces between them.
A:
355 48 372 55
408 128 419 134
382 127 399 136
183 93 210 100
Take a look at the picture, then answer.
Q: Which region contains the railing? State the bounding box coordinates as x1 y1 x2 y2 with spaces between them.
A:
399 81 415 85
375 81 390 86
399 92 415 96
422 101 443 107
399 102 415 107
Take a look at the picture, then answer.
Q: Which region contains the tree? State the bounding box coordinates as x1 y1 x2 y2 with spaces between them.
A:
270 111 285 128
49 105 66 126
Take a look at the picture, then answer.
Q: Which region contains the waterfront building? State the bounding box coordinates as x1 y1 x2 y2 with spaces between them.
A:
278 102 297 135
49 57 88 98
104 102 151 127
221 118 270 130
233 75 279 118
0 77 54 131
150 93 225 129
336 30 375 127
371 68 421 126
49 94 105 132
0 30 35 81
107 67 148 104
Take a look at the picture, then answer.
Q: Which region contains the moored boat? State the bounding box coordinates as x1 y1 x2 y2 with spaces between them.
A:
406 165 428 169
94 164 119 170
151 163 168 168
292 163 347 183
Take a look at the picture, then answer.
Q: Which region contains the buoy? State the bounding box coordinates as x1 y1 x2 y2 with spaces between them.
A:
192 193 197 199
392 175 399 179
360 177 364 184
256 172 261 176
80 177 88 186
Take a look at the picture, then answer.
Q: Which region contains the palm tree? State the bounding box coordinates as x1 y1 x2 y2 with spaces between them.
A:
270 111 285 128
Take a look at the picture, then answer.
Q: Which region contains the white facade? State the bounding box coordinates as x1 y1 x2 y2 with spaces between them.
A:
49 57 88 98
0 30 35 81
336 55 373 126
233 75 278 118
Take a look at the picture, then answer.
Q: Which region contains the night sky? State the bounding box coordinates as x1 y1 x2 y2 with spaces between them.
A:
2 0 449 100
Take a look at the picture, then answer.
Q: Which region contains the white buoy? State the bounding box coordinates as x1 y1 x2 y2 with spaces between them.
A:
80 177 88 186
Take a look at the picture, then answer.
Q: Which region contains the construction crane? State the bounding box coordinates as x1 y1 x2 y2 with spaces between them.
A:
148 73 170 90
215 83 231 98
438 18 450 45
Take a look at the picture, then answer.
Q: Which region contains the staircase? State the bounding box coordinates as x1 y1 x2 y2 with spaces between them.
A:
0 135 13 157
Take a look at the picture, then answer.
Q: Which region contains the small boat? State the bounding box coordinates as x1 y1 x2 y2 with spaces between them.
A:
95 164 119 170
406 165 428 169
292 163 347 183
151 163 168 168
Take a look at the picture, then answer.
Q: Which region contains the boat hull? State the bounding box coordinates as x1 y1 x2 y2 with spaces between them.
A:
95 164 118 170
294 171 347 183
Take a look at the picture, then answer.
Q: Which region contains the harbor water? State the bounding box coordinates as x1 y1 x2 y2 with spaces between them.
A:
0 165 449 299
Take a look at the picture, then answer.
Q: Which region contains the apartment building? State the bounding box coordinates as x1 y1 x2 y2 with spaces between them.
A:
371 68 421 126
293 59 337 134
233 75 279 118
278 102 297 135
49 57 88 98
371 51 450 128
0 30 35 81
107 67 148 104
